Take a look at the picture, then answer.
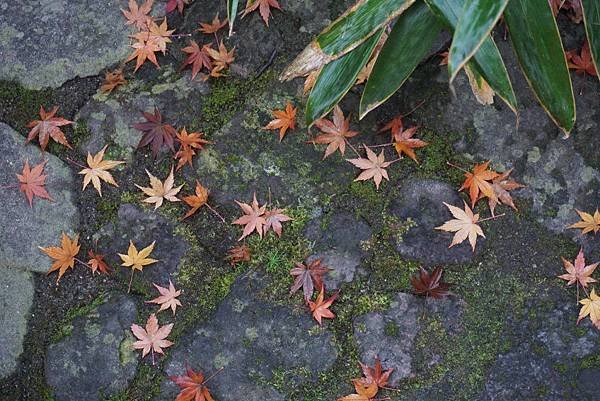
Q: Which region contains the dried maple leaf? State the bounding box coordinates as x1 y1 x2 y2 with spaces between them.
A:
347 146 392 190
181 40 213 80
459 161 499 208
242 0 282 26
435 202 485 252
199 13 228 34
264 208 292 236
26 106 73 151
486 169 524 216
126 36 161 72
290 259 331 301
40 232 80 282
87 250 111 274
119 240 158 292
378 115 403 139
100 69 127 93
131 313 173 364
312 106 359 159
559 248 598 289
121 0 153 30
16 160 52 207
166 0 189 14
338 379 378 401
264 101 297 141
232 193 267 240
410 267 451 299
393 126 428 163
181 181 209 220
303 69 320 95
132 18 174 54
359 357 394 388
147 280 182 315
226 245 251 267
79 145 125 196
308 288 338 325
205 41 235 77
170 367 216 401
577 288 600 329
133 107 177 157
136 167 183 209
569 209 600 235
567 41 597 77
174 128 211 170
355 32 387 85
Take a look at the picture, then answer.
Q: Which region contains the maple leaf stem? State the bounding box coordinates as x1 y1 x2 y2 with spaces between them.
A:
74 257 92 270
400 99 426 118
387 158 402 165
363 142 394 148
202 366 225 386
128 269 135 293
171 33 193 38
345 139 361 157
0 184 17 189
66 157 87 170
478 213 506 223
446 161 469 174
206 203 226 223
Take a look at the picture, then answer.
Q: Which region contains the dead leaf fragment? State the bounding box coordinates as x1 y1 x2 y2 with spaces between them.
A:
242 0 282 26
170 366 216 401
199 13 228 34
226 245 251 267
410 267 451 299
264 208 292 237
101 69 127 93
308 288 337 325
578 288 600 329
486 169 524 216
569 209 600 235
87 250 111 274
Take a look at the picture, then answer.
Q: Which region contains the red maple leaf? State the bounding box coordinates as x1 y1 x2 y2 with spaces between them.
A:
133 107 177 157
16 160 53 207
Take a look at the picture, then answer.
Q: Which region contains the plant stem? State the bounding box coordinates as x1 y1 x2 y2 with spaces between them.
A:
446 161 469 174
128 269 135 293
203 367 225 386
206 203 226 223
66 157 87 169
478 213 505 223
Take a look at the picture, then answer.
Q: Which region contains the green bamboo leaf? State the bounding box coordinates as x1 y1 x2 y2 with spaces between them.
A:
504 0 575 134
227 0 239 36
360 1 442 118
582 0 600 80
448 0 509 82
306 30 384 126
425 0 517 113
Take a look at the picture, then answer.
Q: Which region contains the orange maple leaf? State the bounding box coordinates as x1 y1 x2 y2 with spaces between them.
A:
567 41 597 77
87 250 111 274
26 106 73 151
393 126 428 163
126 37 161 72
459 161 499 208
199 13 228 35
121 0 153 30
242 0 282 26
308 288 338 325
40 232 81 282
170 366 217 401
311 106 359 159
264 101 297 141
131 313 173 364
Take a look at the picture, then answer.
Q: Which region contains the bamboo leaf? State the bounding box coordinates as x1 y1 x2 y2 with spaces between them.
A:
504 0 575 134
582 0 600 80
448 0 509 82
227 0 239 36
360 1 442 118
306 30 384 126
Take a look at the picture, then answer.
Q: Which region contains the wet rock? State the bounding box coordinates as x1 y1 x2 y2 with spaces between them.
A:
0 268 34 379
93 204 189 285
0 123 80 274
0 0 131 89
45 294 138 401
159 274 337 401
390 179 477 265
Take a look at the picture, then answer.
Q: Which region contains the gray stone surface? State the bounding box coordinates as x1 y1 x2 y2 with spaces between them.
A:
159 274 337 401
0 0 131 89
0 268 34 379
0 123 80 274
390 179 478 264
45 294 138 401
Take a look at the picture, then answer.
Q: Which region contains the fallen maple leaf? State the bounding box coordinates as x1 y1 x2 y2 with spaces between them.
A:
16 160 52 207
26 106 73 151
569 209 600 235
174 128 212 171
132 18 174 54
312 106 359 159
435 202 485 252
121 0 153 30
378 115 404 140
146 280 182 315
486 169 524 216
205 41 235 77
567 41 597 77
226 245 252 267
410 267 451 299
290 259 331 300
166 0 189 14
264 101 297 141
242 0 282 26
347 146 392 190
199 13 228 35
181 40 213 80
100 69 127 94
459 161 499 208
559 248 598 290
119 240 158 292
338 379 378 401
126 36 161 72
79 145 125 196
131 313 173 364
181 181 224 222
170 366 217 401
232 193 267 240
87 250 111 274
136 167 182 209
40 232 80 282
393 126 428 163
134 107 177 157
359 357 394 388
264 208 292 236
578 288 600 329
308 288 338 325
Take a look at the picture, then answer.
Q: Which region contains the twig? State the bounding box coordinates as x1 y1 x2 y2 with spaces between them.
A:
206 203 226 223
361 142 394 148
128 269 135 293
0 184 17 189
66 157 87 169
345 139 362 157
400 99 426 119
446 161 469 174
203 367 225 386
478 213 505 223
74 257 92 270
255 49 277 79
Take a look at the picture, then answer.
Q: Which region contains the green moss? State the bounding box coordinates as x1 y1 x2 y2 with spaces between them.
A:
50 293 107 343
384 321 400 337
0 80 54 132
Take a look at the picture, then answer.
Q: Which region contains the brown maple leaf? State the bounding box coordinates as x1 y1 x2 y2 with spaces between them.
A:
486 169 524 216
338 379 378 401
181 40 213 80
226 244 252 267
166 0 189 14
311 106 359 159
174 128 212 170
347 146 392 190
264 101 297 141
559 248 598 290
136 167 183 209
393 126 428 163
40 232 80 282
146 280 182 315
121 0 153 30
308 288 338 325
569 209 600 235
181 181 209 219
359 357 394 388
133 107 177 157
131 313 173 364
459 161 499 208
264 208 292 236
16 159 52 207
79 145 125 196
242 0 282 26
435 202 485 252
232 193 268 240
100 69 127 94
290 259 331 300
199 13 228 35
567 41 597 77
378 115 404 139
205 41 235 77
170 366 216 401
26 106 73 151
87 250 111 274
410 267 451 299
126 36 161 72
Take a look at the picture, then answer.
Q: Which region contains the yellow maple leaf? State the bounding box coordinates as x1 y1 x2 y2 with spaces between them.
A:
119 241 158 292
578 288 600 329
569 209 600 235
79 145 125 196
